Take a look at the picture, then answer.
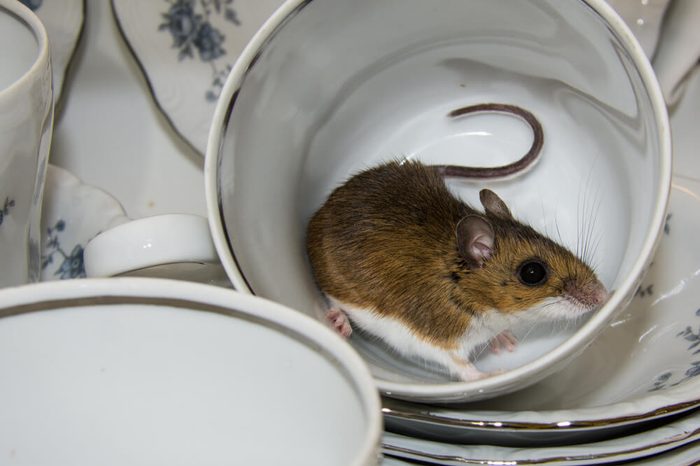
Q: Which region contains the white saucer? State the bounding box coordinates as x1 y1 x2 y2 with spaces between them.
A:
382 407 700 465
40 165 128 281
111 0 284 154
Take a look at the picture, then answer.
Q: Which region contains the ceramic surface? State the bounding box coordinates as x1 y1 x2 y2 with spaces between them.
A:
0 0 53 287
111 0 284 155
382 177 700 445
83 213 223 283
206 0 671 403
382 408 700 465
40 164 128 281
50 0 206 219
606 0 669 58
20 0 85 103
380 439 700 466
0 278 382 466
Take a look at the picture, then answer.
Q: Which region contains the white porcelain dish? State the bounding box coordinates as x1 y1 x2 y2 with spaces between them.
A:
382 408 700 465
111 0 284 154
383 175 700 445
41 164 128 281
0 278 382 466
206 0 671 403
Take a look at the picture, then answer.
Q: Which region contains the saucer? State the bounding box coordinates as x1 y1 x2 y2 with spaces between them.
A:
21 0 85 103
383 175 700 445
40 165 128 281
382 407 700 465
111 0 284 154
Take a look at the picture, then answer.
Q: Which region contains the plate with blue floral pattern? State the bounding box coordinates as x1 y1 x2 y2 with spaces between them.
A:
19 0 85 104
40 165 129 281
111 0 284 155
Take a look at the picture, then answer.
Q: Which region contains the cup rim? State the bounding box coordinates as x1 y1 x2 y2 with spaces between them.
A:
204 0 673 401
0 0 50 98
0 277 383 465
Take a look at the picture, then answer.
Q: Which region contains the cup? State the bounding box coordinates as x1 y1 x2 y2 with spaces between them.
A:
0 0 53 286
204 0 672 402
0 277 382 465
83 213 228 285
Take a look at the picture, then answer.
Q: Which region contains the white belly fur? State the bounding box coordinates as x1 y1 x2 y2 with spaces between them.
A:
328 295 517 379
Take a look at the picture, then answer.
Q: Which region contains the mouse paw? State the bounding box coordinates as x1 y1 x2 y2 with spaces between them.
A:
449 354 491 381
489 330 518 354
327 308 352 338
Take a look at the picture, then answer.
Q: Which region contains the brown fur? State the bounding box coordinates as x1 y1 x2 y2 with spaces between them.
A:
306 160 599 349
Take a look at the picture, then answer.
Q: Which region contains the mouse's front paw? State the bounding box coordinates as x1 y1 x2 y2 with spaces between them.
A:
326 307 352 338
489 330 517 354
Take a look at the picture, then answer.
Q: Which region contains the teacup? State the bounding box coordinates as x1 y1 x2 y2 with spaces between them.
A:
0 278 382 465
83 213 227 285
204 0 671 402
0 0 53 286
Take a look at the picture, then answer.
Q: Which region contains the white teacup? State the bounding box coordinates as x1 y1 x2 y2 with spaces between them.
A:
83 213 226 284
0 278 382 465
204 0 671 402
0 0 53 286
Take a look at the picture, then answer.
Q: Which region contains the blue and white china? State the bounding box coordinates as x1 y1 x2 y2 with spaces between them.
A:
0 278 382 466
40 165 128 281
19 0 85 103
205 0 671 403
0 0 53 287
41 165 226 285
111 0 284 154
50 0 206 219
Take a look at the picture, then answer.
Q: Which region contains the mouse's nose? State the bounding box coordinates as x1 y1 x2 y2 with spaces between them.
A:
564 278 609 310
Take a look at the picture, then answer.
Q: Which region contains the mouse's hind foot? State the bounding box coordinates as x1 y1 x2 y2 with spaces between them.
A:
326 307 353 338
448 353 504 381
489 330 517 354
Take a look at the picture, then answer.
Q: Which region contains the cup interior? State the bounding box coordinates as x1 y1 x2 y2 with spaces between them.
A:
209 0 669 400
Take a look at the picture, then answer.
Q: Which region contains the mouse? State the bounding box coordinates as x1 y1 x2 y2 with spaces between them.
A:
305 105 608 382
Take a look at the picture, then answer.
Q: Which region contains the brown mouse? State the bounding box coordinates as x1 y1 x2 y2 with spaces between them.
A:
305 107 607 381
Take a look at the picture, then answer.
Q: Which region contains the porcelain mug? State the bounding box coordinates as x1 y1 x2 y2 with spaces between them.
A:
204 0 672 403
0 0 53 286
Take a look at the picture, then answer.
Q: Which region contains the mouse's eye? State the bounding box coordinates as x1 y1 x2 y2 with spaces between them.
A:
517 260 548 286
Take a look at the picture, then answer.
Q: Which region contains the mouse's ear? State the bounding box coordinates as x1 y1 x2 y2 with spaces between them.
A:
480 189 513 219
456 215 495 268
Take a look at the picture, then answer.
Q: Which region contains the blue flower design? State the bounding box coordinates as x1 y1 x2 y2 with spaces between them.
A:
19 0 43 11
0 197 15 226
41 220 86 280
649 309 700 391
193 22 225 61
159 0 240 100
55 245 85 279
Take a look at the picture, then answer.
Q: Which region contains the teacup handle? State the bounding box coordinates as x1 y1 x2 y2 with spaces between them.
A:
84 214 219 278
